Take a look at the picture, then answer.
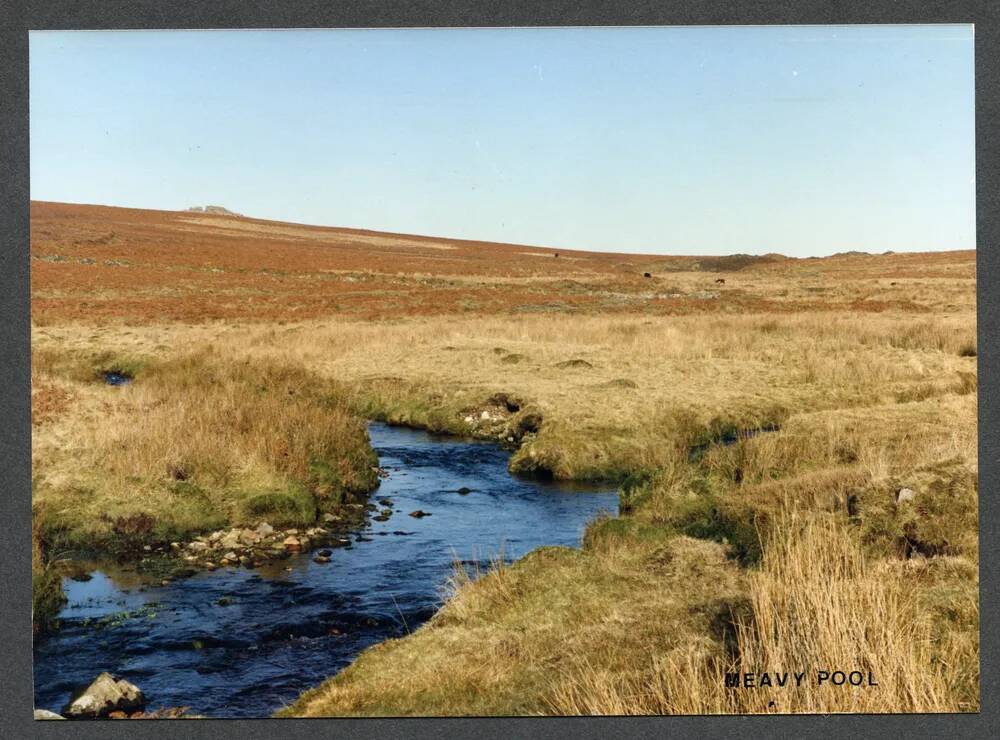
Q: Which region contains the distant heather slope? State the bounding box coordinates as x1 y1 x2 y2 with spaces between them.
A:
30 201 974 324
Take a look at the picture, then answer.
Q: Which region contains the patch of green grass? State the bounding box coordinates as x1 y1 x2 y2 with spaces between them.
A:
856 459 978 558
237 486 318 527
500 353 526 364
670 494 764 566
582 515 675 551
351 382 475 437
617 469 657 514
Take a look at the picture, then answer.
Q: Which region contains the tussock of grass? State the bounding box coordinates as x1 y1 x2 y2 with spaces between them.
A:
32 515 65 635
729 513 977 713
348 378 479 436
32 567 65 636
857 458 978 558
31 350 378 554
237 487 319 528
32 346 152 384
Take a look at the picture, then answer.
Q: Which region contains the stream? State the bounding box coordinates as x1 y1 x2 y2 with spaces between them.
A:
33 423 619 718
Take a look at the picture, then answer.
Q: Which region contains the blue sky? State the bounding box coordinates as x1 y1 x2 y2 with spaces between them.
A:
29 26 974 256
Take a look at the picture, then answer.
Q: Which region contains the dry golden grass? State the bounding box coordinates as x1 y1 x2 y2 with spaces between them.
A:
550 514 978 715
31 349 378 554
33 311 976 481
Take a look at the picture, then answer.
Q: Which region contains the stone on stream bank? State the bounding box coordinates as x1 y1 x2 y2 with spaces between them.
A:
125 519 365 582
63 672 145 718
459 393 544 448
34 709 65 720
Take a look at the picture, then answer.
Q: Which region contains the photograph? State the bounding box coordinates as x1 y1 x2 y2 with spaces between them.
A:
27 25 978 719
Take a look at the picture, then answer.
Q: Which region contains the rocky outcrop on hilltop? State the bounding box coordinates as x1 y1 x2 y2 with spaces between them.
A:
186 205 242 217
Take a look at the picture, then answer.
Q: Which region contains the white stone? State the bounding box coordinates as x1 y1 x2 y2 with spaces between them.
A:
64 673 145 718
239 528 260 545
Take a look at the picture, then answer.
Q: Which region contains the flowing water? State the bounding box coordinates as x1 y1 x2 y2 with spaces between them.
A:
33 423 619 718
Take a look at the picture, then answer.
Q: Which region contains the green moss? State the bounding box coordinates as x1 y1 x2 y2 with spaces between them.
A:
638 471 764 565
307 458 344 501
237 487 318 527
618 469 656 514
582 515 675 551
671 495 764 566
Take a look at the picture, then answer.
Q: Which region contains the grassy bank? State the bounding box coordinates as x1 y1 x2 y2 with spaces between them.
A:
31 347 379 565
